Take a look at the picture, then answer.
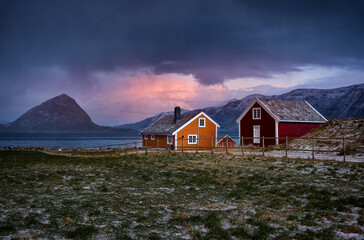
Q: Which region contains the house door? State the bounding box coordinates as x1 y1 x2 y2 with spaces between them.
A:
253 126 260 144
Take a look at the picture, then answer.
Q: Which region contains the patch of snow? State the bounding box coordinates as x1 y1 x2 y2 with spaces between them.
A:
336 231 364 240
221 219 231 230
159 187 175 194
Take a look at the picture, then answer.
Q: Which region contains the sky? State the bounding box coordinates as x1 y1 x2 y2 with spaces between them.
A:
0 0 363 125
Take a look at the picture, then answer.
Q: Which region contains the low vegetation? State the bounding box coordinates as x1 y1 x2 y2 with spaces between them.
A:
290 118 364 155
0 150 363 239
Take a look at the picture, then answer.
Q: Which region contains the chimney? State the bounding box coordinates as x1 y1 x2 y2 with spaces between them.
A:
174 106 181 122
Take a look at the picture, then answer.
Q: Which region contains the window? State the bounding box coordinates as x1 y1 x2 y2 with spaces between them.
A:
199 118 206 127
252 108 261 120
167 136 173 144
188 134 198 144
151 135 155 140
144 135 148 140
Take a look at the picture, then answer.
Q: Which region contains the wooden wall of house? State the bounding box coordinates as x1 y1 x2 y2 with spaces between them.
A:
176 113 217 150
278 122 321 144
240 102 276 145
143 135 171 148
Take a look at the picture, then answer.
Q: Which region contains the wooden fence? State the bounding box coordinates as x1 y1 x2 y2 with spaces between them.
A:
1 136 361 162
118 136 360 162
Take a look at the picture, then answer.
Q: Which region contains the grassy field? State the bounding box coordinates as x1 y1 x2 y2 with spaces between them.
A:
0 150 363 239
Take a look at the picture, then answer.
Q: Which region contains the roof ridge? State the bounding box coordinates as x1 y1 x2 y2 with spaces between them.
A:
139 112 201 135
259 98 306 103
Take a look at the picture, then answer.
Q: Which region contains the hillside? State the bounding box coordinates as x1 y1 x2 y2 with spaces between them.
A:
290 118 364 155
117 84 364 134
0 94 118 132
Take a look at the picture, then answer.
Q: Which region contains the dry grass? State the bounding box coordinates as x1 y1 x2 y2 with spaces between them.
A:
0 150 363 239
290 118 364 154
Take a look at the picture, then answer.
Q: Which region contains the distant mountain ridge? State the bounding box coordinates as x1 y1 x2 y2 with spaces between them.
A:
116 84 364 134
0 94 131 132
116 109 190 131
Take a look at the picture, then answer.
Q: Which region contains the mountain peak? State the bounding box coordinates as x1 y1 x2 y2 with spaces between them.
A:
10 94 102 131
45 94 76 105
55 93 72 99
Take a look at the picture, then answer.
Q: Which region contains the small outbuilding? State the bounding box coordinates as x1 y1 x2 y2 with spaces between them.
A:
140 107 220 150
217 135 237 147
236 98 327 145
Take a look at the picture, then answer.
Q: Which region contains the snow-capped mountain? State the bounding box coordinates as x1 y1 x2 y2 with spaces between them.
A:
117 84 364 134
114 109 190 132
212 98 238 108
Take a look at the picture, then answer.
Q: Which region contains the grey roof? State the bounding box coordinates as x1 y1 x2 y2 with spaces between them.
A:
140 113 199 135
258 98 327 122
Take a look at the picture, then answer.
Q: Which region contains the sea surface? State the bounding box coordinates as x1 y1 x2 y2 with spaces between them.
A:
0 132 141 148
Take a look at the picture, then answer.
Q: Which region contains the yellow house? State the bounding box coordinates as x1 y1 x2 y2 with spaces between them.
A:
140 107 220 150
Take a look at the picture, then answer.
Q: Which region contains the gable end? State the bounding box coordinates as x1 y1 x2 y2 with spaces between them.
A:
172 112 220 136
236 98 280 123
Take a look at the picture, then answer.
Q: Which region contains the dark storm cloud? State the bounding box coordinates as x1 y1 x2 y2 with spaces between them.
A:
0 0 363 85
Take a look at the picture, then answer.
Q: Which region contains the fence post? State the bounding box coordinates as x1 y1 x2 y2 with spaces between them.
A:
312 138 315 160
262 136 265 156
145 140 147 155
182 137 184 153
343 138 346 162
211 137 213 154
241 136 244 156
135 141 137 149
226 137 228 154
157 139 159 149
196 137 198 153
285 136 288 158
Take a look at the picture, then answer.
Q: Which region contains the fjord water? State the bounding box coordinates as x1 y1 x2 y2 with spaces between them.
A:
0 132 141 148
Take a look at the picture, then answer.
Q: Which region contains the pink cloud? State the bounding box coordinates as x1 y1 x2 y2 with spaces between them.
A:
86 71 229 124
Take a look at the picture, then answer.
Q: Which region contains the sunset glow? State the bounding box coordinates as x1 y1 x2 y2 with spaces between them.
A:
87 72 230 123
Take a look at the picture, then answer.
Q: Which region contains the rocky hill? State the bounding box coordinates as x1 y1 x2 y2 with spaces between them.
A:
1 94 112 132
117 84 364 134
289 118 364 156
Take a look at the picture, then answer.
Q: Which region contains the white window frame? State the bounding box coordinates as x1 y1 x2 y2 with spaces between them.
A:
151 135 155 140
252 108 261 120
144 135 148 140
198 118 206 127
167 136 173 144
188 134 198 144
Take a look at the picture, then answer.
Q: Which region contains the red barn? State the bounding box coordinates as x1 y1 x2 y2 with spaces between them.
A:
217 135 237 147
236 98 327 145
